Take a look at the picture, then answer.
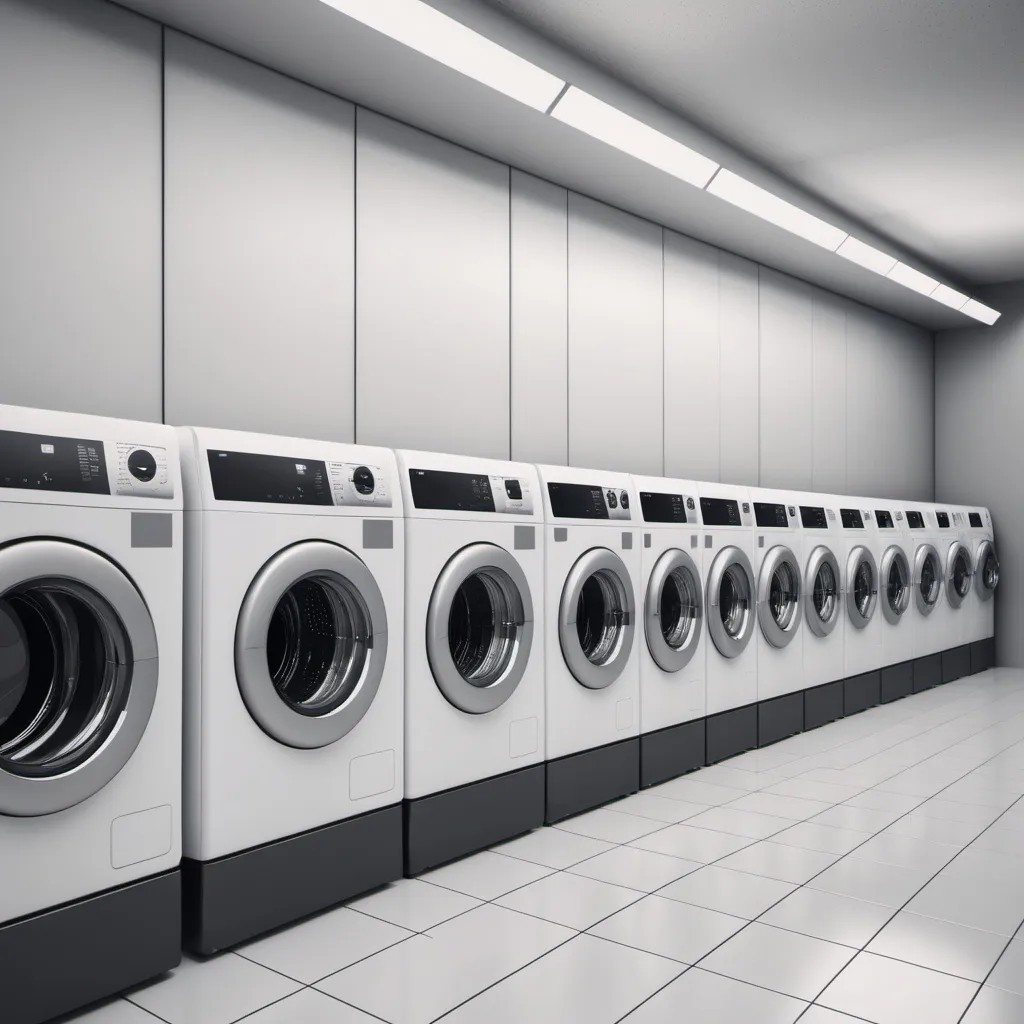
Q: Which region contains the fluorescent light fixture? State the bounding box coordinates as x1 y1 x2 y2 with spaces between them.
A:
961 299 1002 325
887 262 940 296
549 87 719 188
321 0 564 111
835 236 897 276
705 169 848 250
931 283 969 310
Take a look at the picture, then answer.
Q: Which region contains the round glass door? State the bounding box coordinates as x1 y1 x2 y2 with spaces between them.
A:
757 545 801 649
945 542 973 609
914 544 941 616
644 549 703 673
975 541 999 602
880 545 912 624
706 546 755 659
805 545 841 638
846 546 878 629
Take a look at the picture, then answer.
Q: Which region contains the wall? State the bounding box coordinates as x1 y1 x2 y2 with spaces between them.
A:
936 281 1024 667
0 0 935 500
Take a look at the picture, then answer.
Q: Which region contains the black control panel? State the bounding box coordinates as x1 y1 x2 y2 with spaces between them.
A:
548 482 608 520
800 506 829 530
875 510 895 529
840 508 864 529
754 502 789 528
969 512 983 528
937 511 951 528
208 450 332 505
905 511 925 529
0 429 109 495
701 497 742 527
409 469 495 512
640 491 688 524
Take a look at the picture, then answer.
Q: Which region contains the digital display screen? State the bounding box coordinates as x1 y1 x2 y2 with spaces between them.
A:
547 482 608 520
841 508 864 529
208 450 332 505
800 506 829 530
754 502 788 528
701 496 742 527
0 429 109 495
937 511 951 528
906 511 925 529
875 510 895 529
408 468 495 512
969 512 983 528
640 491 688 524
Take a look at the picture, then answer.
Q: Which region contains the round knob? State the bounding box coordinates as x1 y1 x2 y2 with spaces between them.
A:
353 466 375 495
127 449 157 482
620 491 630 510
606 489 618 509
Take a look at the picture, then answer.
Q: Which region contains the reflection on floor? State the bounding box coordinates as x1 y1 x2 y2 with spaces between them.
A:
67 669 1024 1024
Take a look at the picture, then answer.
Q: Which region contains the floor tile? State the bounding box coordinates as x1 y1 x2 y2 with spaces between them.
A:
567 844 701 892
495 826 615 869
885 813 986 846
589 894 746 963
650 777 748 805
716 840 839 884
771 822 872 855
658 864 796 918
695 766 769 791
620 966 807 1023
495 870 640 930
728 792 834 820
554 807 665 843
127 953 302 1024
849 832 961 873
238 905 413 984
800 1006 874 1022
940 846 1024 885
843 789 923 813
441 933 681 1024
916 797 1004 826
808 857 932 908
629 822 753 861
420 850 553 901
65 1002 162 1024
760 888 896 948
243 989 381 1023
962 985 1024 1023
701 922 855 1001
986 937 1024 996
685 806 794 839
971 821 1024 857
762 778 862 803
346 878 481 932
905 874 1024 937
610 792 709 822
811 804 903 833
817 952 978 1024
315 904 573 1024
866 911 1006 982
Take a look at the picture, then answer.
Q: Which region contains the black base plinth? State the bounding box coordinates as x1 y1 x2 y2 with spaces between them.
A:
912 654 942 692
970 638 995 675
844 671 881 715
640 719 706 788
941 645 972 684
805 680 844 730
881 661 914 704
706 705 758 764
545 738 640 823
758 693 804 747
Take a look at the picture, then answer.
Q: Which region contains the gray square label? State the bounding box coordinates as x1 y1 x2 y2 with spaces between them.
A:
554 527 568 542
621 532 633 550
690 535 698 548
705 535 713 548
514 525 536 550
363 519 394 549
131 513 173 549
644 533 651 548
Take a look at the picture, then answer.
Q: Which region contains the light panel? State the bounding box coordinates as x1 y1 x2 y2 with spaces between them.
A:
835 236 897 276
706 169 848 250
887 262 940 296
961 299 1002 325
321 0 564 111
550 87 719 188
931 284 969 310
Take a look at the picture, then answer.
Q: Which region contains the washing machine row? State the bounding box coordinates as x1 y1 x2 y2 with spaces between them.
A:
0 406 1000 1024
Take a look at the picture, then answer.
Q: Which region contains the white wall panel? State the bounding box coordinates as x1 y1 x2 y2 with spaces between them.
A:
719 253 760 486
567 194 663 474
510 170 568 465
811 292 848 494
0 0 161 421
164 33 356 440
844 304 881 497
356 110 510 457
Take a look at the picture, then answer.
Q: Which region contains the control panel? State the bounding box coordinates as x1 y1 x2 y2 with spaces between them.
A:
409 468 532 515
753 502 798 529
328 462 391 507
700 496 752 527
115 442 173 498
969 512 984 528
875 510 895 529
936 511 951 529
800 506 831 530
840 508 865 529
548 481 630 521
905 511 925 529
639 491 694 524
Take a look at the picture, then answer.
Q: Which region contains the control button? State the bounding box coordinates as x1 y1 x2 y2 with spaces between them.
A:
353 466 375 495
606 489 618 509
620 490 630 510
127 449 157 482
504 479 523 501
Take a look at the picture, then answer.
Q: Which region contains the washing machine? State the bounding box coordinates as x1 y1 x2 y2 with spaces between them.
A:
632 475 705 787
399 450 545 873
962 505 998 674
749 488 804 748
538 465 641 822
902 504 945 692
874 502 914 705
934 504 974 684
179 428 404 953
696 482 758 764
0 406 182 1024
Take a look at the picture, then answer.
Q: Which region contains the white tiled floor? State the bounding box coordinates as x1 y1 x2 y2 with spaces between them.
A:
67 668 1024 1023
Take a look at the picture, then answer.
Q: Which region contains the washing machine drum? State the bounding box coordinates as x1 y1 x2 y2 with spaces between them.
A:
805 545 841 637
0 540 159 817
880 544 912 624
707 546 755 659
559 547 635 689
236 540 388 748
757 545 801 649
846 545 878 629
914 544 942 616
945 542 973 609
975 540 999 602
426 543 533 714
644 548 702 673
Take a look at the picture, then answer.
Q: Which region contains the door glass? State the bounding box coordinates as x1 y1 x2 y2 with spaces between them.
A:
952 552 971 597
660 567 698 650
769 561 799 629
983 551 1000 591
853 561 874 617
813 561 838 622
887 557 908 612
447 568 521 688
0 579 131 779
577 570 628 665
719 565 751 639
920 554 940 605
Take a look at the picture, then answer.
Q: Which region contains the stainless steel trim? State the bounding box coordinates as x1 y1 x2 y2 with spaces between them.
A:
880 544 912 625
757 545 802 649
706 545 755 659
804 545 841 638
846 545 878 629
975 540 999 602
945 541 973 609
644 548 703 673
913 543 941 616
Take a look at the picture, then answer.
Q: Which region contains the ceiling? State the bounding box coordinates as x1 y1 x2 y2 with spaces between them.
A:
483 0 1024 286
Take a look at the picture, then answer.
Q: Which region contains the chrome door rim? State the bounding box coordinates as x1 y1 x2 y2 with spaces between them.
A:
804 545 841 638
880 544 912 624
706 545 755 659
559 547 635 690
0 540 158 817
946 541 973 609
236 541 388 747
757 544 802 649
914 543 941 616
975 540 998 601
427 543 533 714
644 548 703 673
846 545 878 629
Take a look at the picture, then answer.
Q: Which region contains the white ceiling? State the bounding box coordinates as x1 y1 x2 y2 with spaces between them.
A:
483 0 1024 286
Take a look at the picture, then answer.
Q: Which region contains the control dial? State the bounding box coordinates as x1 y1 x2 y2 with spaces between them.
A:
353 466 375 496
620 490 630 510
606 489 618 509
127 448 157 482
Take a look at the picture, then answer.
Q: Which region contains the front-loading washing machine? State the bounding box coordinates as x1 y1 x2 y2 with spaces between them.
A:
749 488 804 747
179 428 404 953
902 504 945 692
398 450 545 873
874 503 914 705
0 405 182 1024
538 465 640 822
696 482 758 764
939 506 976 683
962 505 998 674
632 475 705 787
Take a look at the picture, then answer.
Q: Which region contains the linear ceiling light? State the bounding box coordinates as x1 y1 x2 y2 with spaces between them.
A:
931 284 969 310
835 236 897 276
321 0 564 111
961 299 1002 325
549 87 719 188
706 169 848 250
887 262 939 296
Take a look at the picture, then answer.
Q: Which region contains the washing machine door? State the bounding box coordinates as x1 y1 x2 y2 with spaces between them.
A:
559 547 635 689
846 545 878 629
975 540 999 602
706 546 755 659
757 545 802 649
426 543 533 714
945 542 973 609
0 540 159 817
235 540 388 748
804 545 841 638
644 548 702 673
880 544 912 625
914 544 942 616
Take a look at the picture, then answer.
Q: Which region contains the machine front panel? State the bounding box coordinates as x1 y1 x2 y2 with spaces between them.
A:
905 511 925 529
700 497 749 527
639 491 690 524
800 506 829 530
875 510 895 529
753 502 789 528
840 509 864 529
548 481 630 520
410 468 532 514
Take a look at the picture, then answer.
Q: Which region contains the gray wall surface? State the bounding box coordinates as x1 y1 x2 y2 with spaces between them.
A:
936 281 1024 667
0 0 936 501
